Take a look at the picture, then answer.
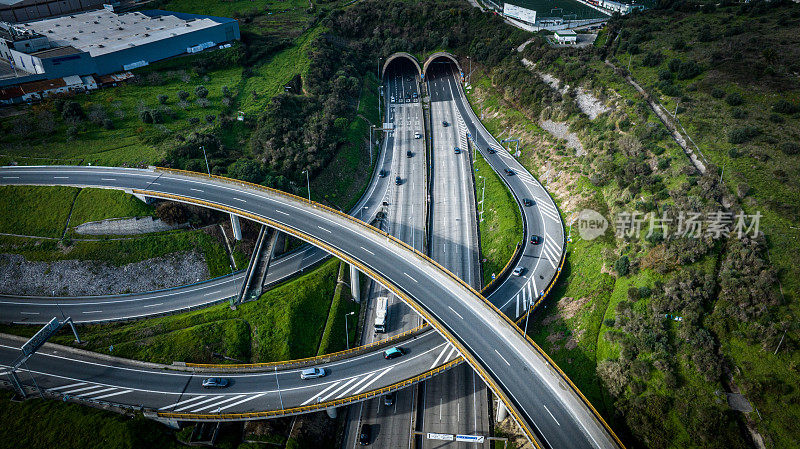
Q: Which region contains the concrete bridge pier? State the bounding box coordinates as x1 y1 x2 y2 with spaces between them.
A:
230 214 243 240
326 407 338 419
349 264 361 303
496 400 509 422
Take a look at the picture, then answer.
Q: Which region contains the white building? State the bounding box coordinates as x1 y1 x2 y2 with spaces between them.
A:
554 29 578 44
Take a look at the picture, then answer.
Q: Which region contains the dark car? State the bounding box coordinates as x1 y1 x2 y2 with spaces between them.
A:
359 424 371 445
487 147 496 154
378 169 387 178
383 392 395 406
523 198 534 207
530 235 542 245
504 168 515 176
383 347 404 359
395 176 402 185
406 150 413 158
202 377 229 388
442 121 449 127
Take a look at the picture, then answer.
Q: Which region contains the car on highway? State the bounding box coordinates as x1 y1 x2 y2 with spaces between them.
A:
442 121 449 127
454 147 461 154
300 367 326 380
504 168 515 176
378 169 387 178
395 176 402 185
390 95 395 103
512 266 525 276
523 198 535 207
487 147 496 154
530 235 542 245
406 150 413 158
383 392 395 406
383 347 404 359
359 424 372 445
202 377 229 388
412 92 418 99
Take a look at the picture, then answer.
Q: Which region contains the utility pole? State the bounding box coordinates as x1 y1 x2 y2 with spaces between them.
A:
344 311 355 349
201 146 211 177
673 100 680 118
478 176 485 222
301 169 310 201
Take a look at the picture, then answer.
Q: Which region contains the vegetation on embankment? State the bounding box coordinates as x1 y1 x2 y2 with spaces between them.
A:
0 259 343 364
0 391 181 449
463 1 799 445
473 151 523 287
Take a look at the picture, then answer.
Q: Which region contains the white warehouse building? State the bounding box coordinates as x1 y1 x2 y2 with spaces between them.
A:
0 8 239 87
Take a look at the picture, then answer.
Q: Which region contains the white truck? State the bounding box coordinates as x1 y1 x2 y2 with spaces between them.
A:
374 296 389 333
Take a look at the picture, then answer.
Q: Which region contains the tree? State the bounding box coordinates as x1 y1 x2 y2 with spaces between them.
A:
615 255 630 276
195 85 209 99
158 94 169 104
61 101 85 122
228 158 264 183
139 110 153 124
178 90 190 101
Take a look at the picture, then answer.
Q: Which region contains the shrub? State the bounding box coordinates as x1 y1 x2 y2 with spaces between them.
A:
726 92 744 106
205 114 216 123
615 255 630 276
158 94 168 104
769 113 784 123
780 142 799 155
731 107 747 119
150 109 164 124
728 147 740 158
195 85 209 99
221 85 232 97
642 51 662 67
772 99 799 114
102 119 114 130
638 285 652 298
710 88 725 99
139 110 153 124
727 126 760 144
668 58 682 73
178 90 190 101
676 60 702 80
188 117 200 125
628 287 641 301
61 101 85 122
658 69 672 81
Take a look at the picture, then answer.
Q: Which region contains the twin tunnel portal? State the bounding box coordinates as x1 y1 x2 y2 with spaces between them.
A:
0 52 625 449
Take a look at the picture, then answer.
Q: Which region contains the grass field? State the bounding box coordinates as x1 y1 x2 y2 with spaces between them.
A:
0 186 79 238
0 228 235 278
473 151 523 287
68 188 156 227
317 262 360 355
0 391 181 449
0 259 341 364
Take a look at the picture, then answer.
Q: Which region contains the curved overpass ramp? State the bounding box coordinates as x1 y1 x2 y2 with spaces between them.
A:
0 165 620 449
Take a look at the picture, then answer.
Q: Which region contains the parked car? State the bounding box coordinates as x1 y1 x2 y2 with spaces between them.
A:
383 347 405 360
530 235 542 245
300 368 326 380
512 266 525 276
202 377 229 388
359 424 372 445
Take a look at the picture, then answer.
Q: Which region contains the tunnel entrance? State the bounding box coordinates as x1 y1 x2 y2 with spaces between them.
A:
381 52 422 79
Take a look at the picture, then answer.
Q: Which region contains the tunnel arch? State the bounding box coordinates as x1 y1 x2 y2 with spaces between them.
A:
422 51 463 79
381 52 422 79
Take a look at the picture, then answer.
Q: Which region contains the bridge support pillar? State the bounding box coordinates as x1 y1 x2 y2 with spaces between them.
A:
349 264 360 303
496 400 509 422
230 214 243 240
326 407 338 419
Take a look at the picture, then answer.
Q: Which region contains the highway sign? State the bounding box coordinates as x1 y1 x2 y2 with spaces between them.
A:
456 435 486 443
21 317 60 356
427 433 454 441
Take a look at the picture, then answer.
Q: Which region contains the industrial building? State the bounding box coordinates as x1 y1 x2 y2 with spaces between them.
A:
0 8 239 88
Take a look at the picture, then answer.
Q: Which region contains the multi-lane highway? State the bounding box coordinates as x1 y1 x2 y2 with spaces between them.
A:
344 62 429 449
420 62 488 448
0 164 617 448
0 141 397 325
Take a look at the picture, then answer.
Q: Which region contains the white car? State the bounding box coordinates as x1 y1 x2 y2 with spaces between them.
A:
300 367 326 380
390 96 395 103
512 266 525 276
414 132 422 139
